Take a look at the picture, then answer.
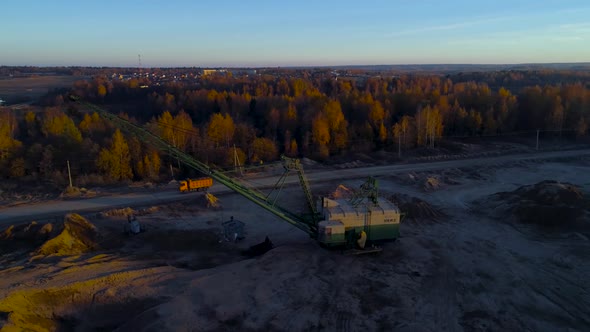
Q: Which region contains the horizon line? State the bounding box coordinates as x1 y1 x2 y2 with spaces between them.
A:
2 62 590 70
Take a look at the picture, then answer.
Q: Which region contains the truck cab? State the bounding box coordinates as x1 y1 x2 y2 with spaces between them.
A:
179 180 189 192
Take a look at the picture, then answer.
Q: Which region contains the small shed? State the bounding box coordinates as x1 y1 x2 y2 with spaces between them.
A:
222 216 245 242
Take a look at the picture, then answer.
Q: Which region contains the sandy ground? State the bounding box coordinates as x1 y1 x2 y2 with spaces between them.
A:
0 158 589 331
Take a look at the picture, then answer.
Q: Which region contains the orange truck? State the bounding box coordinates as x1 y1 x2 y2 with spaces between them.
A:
179 177 213 192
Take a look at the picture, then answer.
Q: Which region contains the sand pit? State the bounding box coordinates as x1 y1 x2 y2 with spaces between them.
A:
2 159 590 332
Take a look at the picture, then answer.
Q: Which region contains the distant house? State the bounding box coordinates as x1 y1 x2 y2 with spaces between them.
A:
230 69 257 76
201 69 227 76
202 69 216 76
0 98 4 105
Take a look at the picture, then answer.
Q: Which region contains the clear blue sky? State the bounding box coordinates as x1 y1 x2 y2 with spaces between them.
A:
1 0 588 67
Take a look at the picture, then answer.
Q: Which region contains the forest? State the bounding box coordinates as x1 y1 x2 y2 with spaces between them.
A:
1 69 589 187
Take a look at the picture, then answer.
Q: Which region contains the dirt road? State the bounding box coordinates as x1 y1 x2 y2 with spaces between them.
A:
1 148 589 225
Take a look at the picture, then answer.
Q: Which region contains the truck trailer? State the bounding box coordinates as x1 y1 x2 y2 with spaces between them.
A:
179 177 213 192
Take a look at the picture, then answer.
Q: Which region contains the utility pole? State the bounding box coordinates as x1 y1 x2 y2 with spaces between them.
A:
536 129 540 150
170 164 174 179
67 160 73 188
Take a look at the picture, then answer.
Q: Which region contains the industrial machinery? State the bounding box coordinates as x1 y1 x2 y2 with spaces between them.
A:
70 96 402 252
124 214 146 236
179 177 213 192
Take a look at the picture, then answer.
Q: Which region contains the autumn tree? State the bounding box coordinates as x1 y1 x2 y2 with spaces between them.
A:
466 109 483 135
234 123 256 157
41 108 82 143
207 113 235 147
415 105 443 147
0 111 22 163
250 137 278 163
225 146 246 170
9 158 25 178
311 113 330 159
97 84 107 98
155 111 175 145
79 112 107 136
324 99 348 151
548 96 564 136
173 110 194 151
136 150 161 180
97 129 133 181
24 111 39 138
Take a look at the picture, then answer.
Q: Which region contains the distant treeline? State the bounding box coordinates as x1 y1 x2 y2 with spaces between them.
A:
1 70 589 187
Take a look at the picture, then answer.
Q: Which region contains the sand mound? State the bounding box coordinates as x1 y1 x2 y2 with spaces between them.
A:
331 184 354 199
100 207 136 218
59 186 97 199
0 222 54 243
204 192 220 208
388 194 445 221
392 171 461 191
0 267 176 332
35 214 99 256
483 181 588 227
424 177 441 191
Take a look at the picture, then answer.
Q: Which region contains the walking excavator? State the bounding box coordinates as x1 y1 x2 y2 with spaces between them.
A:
69 96 402 253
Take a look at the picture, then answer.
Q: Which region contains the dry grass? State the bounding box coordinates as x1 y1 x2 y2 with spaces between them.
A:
0 76 84 103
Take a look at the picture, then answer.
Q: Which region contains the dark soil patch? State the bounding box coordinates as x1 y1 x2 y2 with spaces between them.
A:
388 194 446 221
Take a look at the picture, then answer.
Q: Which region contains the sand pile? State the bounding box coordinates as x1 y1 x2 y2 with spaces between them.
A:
482 181 588 227
392 171 461 191
59 186 97 199
331 184 354 199
0 222 54 244
388 194 445 221
0 266 178 332
424 177 441 191
204 193 220 208
100 207 136 218
35 214 100 256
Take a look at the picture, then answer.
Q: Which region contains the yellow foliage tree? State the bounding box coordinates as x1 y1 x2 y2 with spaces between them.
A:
97 84 107 98
311 113 330 147
173 110 194 151
207 113 235 147
41 108 82 143
324 99 348 150
288 139 299 157
0 111 22 162
416 106 443 147
79 112 107 135
136 151 161 180
97 129 133 181
251 137 277 163
156 111 175 144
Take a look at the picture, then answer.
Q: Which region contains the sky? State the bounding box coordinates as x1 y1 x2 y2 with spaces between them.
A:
1 0 589 67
